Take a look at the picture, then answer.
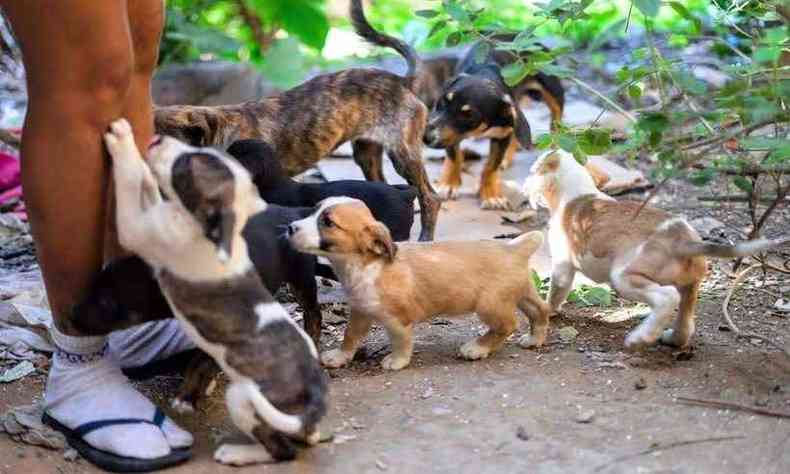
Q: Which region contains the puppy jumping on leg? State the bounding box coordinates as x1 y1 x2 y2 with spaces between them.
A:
104 119 327 465
524 149 789 351
288 197 550 370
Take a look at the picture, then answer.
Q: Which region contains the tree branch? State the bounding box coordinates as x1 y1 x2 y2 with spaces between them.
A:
234 0 277 53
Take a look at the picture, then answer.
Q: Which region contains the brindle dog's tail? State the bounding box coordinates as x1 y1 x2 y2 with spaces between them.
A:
350 0 421 88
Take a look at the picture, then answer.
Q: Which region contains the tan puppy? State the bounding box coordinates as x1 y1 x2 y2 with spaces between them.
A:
288 198 549 370
524 149 788 351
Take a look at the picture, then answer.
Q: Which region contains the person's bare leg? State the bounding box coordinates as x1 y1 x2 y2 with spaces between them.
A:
1 1 191 465
104 0 165 261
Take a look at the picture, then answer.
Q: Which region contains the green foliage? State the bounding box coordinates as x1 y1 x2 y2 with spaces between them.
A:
531 271 614 308
567 285 614 307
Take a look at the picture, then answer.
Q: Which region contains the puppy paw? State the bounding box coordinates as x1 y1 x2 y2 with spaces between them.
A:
459 339 492 360
305 430 321 446
214 443 272 466
480 196 510 210
518 334 545 349
104 119 138 160
321 349 352 368
659 329 691 349
436 183 460 201
381 354 410 371
170 398 195 415
624 328 658 352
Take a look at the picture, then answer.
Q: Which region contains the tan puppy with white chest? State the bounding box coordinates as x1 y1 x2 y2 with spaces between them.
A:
288 197 549 370
524 149 788 351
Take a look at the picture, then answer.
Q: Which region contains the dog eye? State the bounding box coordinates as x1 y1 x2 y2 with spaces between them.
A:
321 213 334 228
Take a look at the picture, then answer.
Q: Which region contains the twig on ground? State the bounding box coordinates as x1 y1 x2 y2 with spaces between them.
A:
593 436 744 472
569 77 637 123
697 195 790 204
676 397 790 419
721 264 790 359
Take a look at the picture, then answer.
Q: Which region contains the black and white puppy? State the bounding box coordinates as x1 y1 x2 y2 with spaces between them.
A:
227 139 417 241
103 119 327 465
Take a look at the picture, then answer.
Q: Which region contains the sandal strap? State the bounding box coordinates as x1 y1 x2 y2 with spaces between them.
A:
73 407 167 437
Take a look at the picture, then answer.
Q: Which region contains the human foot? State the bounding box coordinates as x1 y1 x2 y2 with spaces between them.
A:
44 328 193 469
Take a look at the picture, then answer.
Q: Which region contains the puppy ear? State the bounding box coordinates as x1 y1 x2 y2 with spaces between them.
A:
175 153 238 262
584 161 611 189
363 221 397 262
510 100 532 150
204 205 236 262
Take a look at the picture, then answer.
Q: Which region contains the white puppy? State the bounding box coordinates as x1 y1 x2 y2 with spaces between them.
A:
524 149 787 351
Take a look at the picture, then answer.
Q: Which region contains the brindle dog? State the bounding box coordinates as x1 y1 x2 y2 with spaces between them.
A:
155 0 439 241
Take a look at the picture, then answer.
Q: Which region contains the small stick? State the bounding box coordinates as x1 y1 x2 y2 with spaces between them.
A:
594 435 744 472
722 264 790 359
698 195 790 204
676 397 790 419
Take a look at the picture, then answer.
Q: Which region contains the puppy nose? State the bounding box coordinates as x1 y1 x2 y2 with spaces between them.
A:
423 129 436 146
287 224 296 236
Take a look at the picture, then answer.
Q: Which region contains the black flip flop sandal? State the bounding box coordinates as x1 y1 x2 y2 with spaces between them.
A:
42 407 192 472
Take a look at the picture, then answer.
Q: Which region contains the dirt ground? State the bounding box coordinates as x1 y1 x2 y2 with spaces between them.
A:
2 147 789 473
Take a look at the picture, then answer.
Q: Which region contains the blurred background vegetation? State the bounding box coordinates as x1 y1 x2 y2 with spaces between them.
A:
160 0 787 242
161 0 719 87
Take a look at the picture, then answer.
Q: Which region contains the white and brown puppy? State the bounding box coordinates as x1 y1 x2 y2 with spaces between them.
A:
288 197 549 370
524 149 788 351
103 119 327 466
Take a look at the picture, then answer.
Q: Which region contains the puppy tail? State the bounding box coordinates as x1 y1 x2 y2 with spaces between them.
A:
244 381 306 436
508 230 544 256
350 0 420 85
673 236 790 259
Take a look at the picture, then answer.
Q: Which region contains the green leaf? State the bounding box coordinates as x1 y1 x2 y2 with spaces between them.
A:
473 42 492 64
733 176 753 193
578 128 613 155
633 0 661 17
445 2 469 23
535 133 554 149
557 134 578 153
276 1 329 50
540 64 574 78
416 9 439 18
501 62 529 87
669 2 702 33
628 84 643 100
637 112 669 133
689 168 715 186
754 46 780 64
446 31 463 47
428 20 447 38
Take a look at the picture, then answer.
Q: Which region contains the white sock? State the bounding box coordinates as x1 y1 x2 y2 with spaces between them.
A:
109 319 195 369
45 327 193 459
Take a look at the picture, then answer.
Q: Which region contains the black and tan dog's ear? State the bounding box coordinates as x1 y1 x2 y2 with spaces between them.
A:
510 98 532 150
362 221 397 262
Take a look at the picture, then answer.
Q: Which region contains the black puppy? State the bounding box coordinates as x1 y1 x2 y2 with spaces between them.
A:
227 139 417 242
423 37 565 210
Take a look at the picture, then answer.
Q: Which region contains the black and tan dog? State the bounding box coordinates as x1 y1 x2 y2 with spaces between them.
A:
155 0 439 241
104 119 327 465
423 37 565 209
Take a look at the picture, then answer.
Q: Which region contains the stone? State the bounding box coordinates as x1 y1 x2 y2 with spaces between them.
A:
575 410 596 424
558 326 579 343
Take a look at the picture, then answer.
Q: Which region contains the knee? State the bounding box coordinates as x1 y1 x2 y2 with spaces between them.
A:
79 49 134 119
131 24 163 76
